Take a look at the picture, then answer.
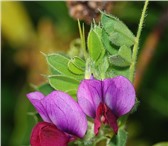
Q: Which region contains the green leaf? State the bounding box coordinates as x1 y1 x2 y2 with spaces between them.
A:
48 75 80 92
106 66 130 79
71 56 85 69
49 66 60 75
109 55 130 67
97 56 109 79
101 12 135 47
46 53 83 80
37 83 54 95
109 45 132 67
87 25 105 62
118 45 132 63
68 56 85 75
99 56 109 74
68 62 84 75
46 53 69 73
109 128 127 146
65 89 77 100
102 28 118 55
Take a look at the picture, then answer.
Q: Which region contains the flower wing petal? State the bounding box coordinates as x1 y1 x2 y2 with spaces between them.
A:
41 91 87 138
77 79 102 118
103 76 136 117
30 122 70 146
26 91 51 122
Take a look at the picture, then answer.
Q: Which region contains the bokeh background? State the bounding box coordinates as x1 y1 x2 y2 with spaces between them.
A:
1 1 168 146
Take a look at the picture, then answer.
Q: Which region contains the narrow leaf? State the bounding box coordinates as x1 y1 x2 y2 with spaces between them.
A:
98 56 109 79
109 55 130 67
46 53 83 80
106 66 130 79
87 25 105 62
109 32 134 47
101 12 135 47
48 75 80 92
68 57 85 75
68 61 84 75
109 45 131 67
71 57 85 69
49 67 60 75
118 45 132 63
102 28 118 55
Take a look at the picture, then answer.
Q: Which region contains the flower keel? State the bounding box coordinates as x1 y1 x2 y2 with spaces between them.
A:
94 102 118 135
31 122 70 146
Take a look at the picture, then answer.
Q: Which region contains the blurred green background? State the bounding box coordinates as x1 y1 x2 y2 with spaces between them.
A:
1 1 168 146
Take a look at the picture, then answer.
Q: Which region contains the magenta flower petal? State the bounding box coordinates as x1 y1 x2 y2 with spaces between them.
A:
103 76 136 117
77 79 102 118
41 91 87 138
31 122 70 146
26 92 51 122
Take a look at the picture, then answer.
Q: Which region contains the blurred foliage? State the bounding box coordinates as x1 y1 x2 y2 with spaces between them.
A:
153 142 168 146
1 1 168 146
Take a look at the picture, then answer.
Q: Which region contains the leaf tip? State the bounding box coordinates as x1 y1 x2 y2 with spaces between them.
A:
40 51 47 57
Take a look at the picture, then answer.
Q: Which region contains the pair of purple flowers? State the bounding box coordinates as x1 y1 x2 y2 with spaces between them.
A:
27 76 136 146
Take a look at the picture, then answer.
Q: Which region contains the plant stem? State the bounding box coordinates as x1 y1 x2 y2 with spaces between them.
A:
129 0 149 82
78 20 88 60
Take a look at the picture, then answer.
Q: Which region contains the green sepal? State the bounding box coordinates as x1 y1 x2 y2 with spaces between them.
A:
109 128 127 146
109 45 132 67
101 12 135 47
130 98 140 114
68 56 85 75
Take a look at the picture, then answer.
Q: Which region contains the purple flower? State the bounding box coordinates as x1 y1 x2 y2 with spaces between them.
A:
27 91 87 146
77 76 136 135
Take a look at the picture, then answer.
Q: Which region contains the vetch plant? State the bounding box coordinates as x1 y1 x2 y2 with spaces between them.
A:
77 76 135 135
26 0 149 145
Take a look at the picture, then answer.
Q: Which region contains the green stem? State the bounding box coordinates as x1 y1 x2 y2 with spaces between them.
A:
129 0 149 82
78 20 88 60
